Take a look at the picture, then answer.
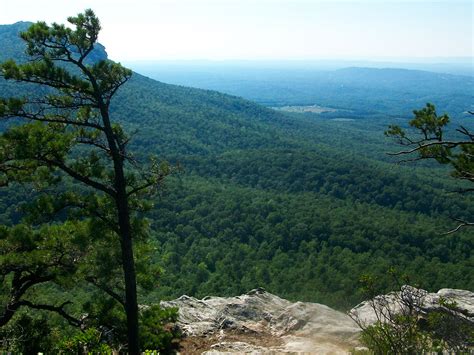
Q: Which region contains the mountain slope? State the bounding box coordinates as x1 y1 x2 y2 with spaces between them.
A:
112 74 298 156
0 22 31 61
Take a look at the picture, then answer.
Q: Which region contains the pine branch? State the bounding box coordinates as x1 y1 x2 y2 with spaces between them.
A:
43 157 116 196
443 219 474 235
85 276 125 306
388 140 472 156
18 300 81 327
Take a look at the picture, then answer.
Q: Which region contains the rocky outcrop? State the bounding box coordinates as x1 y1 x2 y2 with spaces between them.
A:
160 287 473 354
349 286 474 326
161 288 361 354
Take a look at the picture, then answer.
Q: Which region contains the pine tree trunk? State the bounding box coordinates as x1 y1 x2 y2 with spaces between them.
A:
118 206 140 354
99 103 140 353
116 165 140 354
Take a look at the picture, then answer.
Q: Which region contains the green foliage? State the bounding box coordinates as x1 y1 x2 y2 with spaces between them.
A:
425 298 474 351
140 305 181 352
386 103 473 233
0 221 88 328
360 320 431 354
0 16 472 348
56 328 112 353
147 175 472 309
410 104 449 141
0 10 172 353
352 271 474 354
386 103 472 175
386 103 451 161
0 314 54 353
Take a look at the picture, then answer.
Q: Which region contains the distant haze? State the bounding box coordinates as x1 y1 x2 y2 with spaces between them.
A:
124 59 474 77
0 0 472 62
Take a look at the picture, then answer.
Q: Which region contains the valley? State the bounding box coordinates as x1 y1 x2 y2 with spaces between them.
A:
1 22 473 311
0 15 472 353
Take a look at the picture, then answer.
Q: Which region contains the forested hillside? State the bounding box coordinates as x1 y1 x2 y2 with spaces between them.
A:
0 21 472 314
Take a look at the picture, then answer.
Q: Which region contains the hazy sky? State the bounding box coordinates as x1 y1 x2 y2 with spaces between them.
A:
0 0 472 61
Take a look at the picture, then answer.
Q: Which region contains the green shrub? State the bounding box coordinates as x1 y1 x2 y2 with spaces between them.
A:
0 314 54 353
140 305 181 353
353 271 473 354
56 328 112 353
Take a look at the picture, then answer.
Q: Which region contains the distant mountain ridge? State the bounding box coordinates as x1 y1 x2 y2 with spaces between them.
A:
0 22 32 61
3 21 471 118
127 61 474 117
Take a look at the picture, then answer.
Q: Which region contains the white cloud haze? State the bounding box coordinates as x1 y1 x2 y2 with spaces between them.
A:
0 0 472 61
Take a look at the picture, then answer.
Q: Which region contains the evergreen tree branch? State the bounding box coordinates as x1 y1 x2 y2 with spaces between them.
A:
388 140 472 156
17 300 81 327
42 157 116 196
443 219 474 235
85 276 125 306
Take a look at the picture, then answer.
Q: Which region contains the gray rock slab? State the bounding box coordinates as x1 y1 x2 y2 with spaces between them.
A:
162 288 360 354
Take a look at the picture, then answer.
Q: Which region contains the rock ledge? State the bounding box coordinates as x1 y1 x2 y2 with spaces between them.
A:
161 288 360 354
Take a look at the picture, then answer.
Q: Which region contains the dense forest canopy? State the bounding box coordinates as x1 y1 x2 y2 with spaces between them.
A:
0 19 472 350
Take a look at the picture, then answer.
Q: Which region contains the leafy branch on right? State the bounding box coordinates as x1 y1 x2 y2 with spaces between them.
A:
385 103 473 234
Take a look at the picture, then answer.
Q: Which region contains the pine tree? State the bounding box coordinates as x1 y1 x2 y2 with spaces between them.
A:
0 10 168 352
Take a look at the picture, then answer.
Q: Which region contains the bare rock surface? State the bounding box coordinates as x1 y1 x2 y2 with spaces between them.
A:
161 288 361 354
349 286 474 326
161 287 474 354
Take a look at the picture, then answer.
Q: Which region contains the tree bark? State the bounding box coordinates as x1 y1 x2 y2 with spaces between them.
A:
95 95 140 352
92 74 140 353
108 131 140 353
116 181 140 354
